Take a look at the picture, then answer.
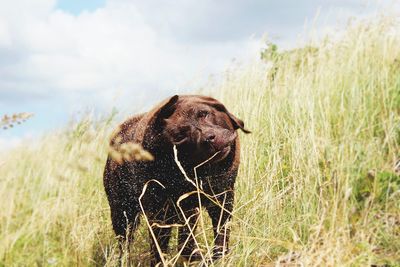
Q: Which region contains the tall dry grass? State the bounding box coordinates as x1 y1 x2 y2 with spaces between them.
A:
0 16 399 266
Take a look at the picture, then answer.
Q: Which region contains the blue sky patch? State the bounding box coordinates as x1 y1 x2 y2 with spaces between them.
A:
56 0 106 15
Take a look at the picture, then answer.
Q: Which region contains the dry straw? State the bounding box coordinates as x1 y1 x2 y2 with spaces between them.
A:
1 113 33 130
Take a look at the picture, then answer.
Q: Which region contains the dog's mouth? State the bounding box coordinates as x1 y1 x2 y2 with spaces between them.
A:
173 139 232 164
169 129 236 164
202 136 234 163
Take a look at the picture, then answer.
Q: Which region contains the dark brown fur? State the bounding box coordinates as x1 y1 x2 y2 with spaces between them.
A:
103 95 249 265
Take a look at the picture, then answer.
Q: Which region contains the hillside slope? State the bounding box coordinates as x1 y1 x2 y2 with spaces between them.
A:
1 16 399 266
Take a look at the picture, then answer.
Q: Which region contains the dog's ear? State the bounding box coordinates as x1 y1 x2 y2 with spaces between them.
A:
203 97 251 134
157 95 179 119
134 95 179 143
152 95 179 130
228 112 251 134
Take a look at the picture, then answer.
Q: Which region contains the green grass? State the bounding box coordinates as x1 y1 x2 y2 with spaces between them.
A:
1 15 400 266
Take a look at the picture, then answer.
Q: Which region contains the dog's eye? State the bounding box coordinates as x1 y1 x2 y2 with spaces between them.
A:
197 110 209 118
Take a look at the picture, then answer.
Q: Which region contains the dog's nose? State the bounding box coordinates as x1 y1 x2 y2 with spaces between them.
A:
205 133 216 143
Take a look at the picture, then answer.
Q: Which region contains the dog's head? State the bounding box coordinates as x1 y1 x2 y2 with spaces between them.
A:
151 95 250 164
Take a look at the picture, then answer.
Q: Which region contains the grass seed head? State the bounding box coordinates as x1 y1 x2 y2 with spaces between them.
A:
1 112 34 130
109 142 154 163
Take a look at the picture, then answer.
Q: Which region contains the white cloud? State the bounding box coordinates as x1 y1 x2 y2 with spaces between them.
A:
0 136 23 153
0 21 11 47
0 0 398 115
0 0 262 113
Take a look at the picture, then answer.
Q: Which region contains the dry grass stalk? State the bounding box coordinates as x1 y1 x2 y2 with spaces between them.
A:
1 113 33 130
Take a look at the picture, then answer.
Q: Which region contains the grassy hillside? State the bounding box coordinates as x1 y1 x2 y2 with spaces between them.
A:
1 16 400 266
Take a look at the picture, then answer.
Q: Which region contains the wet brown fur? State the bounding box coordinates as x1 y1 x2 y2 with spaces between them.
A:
103 95 249 265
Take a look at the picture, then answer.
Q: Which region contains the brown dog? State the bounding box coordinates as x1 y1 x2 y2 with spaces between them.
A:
103 95 249 265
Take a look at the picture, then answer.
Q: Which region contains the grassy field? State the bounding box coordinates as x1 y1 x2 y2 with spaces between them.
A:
1 16 400 266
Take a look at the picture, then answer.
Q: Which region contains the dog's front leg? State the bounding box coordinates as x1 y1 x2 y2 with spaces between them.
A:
205 190 234 260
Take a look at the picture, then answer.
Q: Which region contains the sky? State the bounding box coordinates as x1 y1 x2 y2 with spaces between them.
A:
0 0 399 150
